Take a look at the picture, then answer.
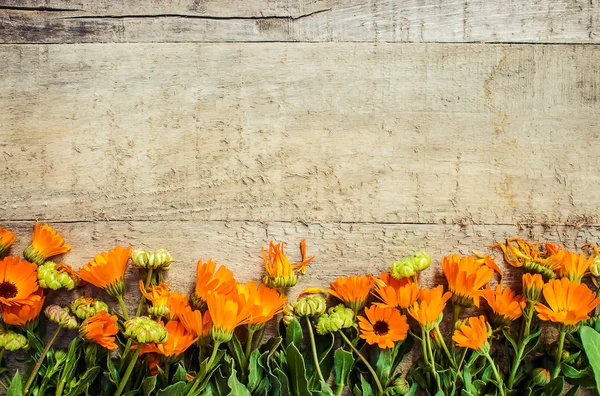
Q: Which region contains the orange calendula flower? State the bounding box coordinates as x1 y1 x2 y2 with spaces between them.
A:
558 251 594 281
262 240 313 289
191 259 237 310
140 281 171 318
79 246 131 297
80 310 119 350
535 278 600 332
373 282 419 310
206 292 250 343
378 272 412 289
177 306 212 340
328 275 375 313
482 285 525 328
408 285 452 331
140 321 197 362
358 305 409 349
166 291 190 321
0 226 16 256
452 315 491 354
522 273 544 302
442 254 494 308
0 256 41 306
1 289 45 328
236 281 287 330
23 222 71 265
490 238 562 279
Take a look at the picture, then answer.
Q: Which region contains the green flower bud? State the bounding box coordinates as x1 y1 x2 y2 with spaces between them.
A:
71 297 110 320
131 248 173 270
131 248 150 268
385 377 411 395
532 368 550 386
152 248 173 270
38 262 76 291
44 305 79 330
262 273 298 290
411 251 431 272
211 327 234 344
0 332 29 351
282 304 295 326
590 256 600 277
316 314 344 335
54 350 68 363
328 304 354 328
391 259 416 280
292 295 326 317
124 316 168 344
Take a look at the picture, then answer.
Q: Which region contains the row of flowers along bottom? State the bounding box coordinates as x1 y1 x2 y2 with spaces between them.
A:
0 223 599 395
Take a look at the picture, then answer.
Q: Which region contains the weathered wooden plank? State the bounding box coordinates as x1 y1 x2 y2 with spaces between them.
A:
1 43 599 225
0 0 598 43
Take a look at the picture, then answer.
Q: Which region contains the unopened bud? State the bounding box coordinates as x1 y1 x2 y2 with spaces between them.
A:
532 368 551 386
44 305 79 330
262 273 298 290
124 316 168 344
316 314 343 335
591 256 600 277
282 304 295 326
385 377 410 395
391 259 417 280
54 350 68 363
71 297 110 320
38 262 76 291
131 248 172 270
292 295 326 317
0 332 29 351
328 304 354 328
412 251 431 272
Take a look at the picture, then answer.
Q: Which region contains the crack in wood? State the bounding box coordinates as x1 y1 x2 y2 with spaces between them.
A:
0 5 83 12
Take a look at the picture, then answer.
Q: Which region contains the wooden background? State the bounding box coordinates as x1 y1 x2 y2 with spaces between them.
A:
1 0 600 328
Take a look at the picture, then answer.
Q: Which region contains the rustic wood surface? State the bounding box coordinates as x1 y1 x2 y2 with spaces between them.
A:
0 0 598 44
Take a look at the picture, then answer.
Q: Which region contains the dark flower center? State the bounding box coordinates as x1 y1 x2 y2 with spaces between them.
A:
373 320 389 336
0 281 17 299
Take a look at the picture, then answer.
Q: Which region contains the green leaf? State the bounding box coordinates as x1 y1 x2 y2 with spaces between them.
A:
544 377 564 396
580 326 600 390
333 348 354 391
374 347 393 386
227 367 251 396
173 364 189 383
359 375 374 396
286 318 303 347
6 371 22 396
562 363 592 379
274 367 292 396
228 334 246 369
65 367 101 396
247 349 264 392
285 344 311 396
157 381 187 396
141 376 158 395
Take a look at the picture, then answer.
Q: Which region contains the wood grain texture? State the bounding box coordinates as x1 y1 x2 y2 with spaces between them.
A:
1 43 599 225
0 0 598 44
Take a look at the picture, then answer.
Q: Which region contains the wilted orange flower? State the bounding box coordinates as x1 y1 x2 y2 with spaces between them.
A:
490 238 562 278
1 289 45 327
23 222 71 265
522 273 544 302
328 275 375 312
177 306 211 340
236 281 287 328
191 259 236 309
80 311 119 350
79 246 131 297
453 315 490 354
442 254 494 308
262 240 313 289
358 305 409 349
0 226 16 255
558 251 594 281
166 291 190 321
482 285 524 327
408 285 452 331
206 292 250 343
140 321 197 360
140 281 171 317
373 282 419 310
0 256 41 306
146 353 162 375
535 278 600 331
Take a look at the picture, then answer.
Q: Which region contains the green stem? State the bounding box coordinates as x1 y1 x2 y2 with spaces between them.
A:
115 346 142 396
484 352 506 396
456 348 468 374
255 326 265 349
506 342 524 390
0 349 4 365
425 332 442 392
339 331 384 396
116 294 129 320
55 378 66 396
24 326 62 395
244 327 256 365
305 317 333 395
552 331 566 379
119 339 133 371
435 326 455 367
136 268 154 317
165 363 170 382
451 305 462 353
186 341 222 396
0 379 6 391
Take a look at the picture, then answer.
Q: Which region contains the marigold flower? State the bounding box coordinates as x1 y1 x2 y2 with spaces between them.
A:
442 254 493 308
522 273 544 302
1 289 45 328
535 278 600 331
79 246 131 297
236 281 287 330
558 251 594 281
166 291 190 321
140 321 197 362
358 305 409 349
206 292 250 343
490 238 562 278
177 306 211 340
378 272 412 289
452 315 490 354
262 240 313 289
23 222 71 265
0 256 41 306
482 285 525 327
373 282 419 310
0 226 16 256
408 285 452 331
532 368 551 386
71 296 110 320
80 311 119 350
328 275 375 312
191 259 236 310
139 281 171 318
